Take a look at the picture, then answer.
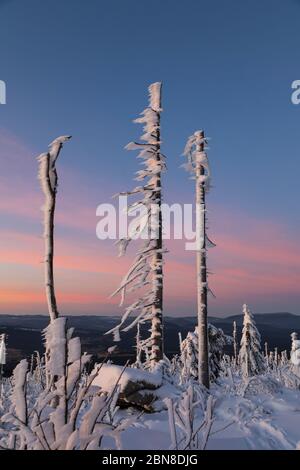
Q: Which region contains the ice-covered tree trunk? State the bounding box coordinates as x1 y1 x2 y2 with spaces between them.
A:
183 130 212 388
195 131 209 387
37 136 71 322
150 94 164 363
108 83 165 366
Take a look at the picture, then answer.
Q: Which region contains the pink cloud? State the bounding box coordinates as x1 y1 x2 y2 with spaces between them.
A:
1 129 300 316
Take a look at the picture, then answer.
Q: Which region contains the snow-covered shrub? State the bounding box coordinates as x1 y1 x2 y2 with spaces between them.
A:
239 375 281 398
238 304 265 378
164 384 215 450
278 365 300 389
0 318 132 450
180 324 232 382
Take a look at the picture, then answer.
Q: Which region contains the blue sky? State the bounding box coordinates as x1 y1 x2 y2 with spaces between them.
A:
0 0 300 316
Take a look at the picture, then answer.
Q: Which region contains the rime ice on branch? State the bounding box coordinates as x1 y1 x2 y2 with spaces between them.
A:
37 136 71 323
107 83 166 365
183 130 214 388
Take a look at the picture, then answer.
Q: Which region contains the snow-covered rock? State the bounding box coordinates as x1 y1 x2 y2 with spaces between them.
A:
93 364 163 411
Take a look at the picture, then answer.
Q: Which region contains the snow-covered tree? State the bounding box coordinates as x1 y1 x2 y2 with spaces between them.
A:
180 324 232 382
238 304 265 378
37 136 72 322
290 332 300 367
182 130 214 388
233 321 238 365
108 83 166 365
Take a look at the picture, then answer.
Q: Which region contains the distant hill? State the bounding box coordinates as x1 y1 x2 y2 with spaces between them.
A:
0 313 299 374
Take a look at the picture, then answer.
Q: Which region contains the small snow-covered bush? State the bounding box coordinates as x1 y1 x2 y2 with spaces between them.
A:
164 383 215 450
0 318 133 450
239 375 281 398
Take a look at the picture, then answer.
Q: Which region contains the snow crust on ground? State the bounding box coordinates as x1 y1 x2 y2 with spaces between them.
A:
109 375 300 450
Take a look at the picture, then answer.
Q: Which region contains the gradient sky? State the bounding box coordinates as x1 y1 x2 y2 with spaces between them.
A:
0 0 300 317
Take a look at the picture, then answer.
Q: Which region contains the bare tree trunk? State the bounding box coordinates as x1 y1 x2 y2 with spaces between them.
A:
150 105 164 364
38 136 71 323
195 130 209 388
44 154 58 322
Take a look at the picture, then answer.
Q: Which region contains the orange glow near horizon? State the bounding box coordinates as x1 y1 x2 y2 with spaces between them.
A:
0 130 300 317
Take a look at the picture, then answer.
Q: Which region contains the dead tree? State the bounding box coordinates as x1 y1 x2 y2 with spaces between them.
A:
183 130 212 388
37 136 71 322
108 83 165 365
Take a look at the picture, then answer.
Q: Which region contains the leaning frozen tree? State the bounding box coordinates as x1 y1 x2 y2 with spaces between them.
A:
182 130 214 388
238 304 265 378
107 82 166 365
37 136 71 322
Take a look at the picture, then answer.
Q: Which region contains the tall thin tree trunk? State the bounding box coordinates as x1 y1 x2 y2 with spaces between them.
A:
233 321 238 365
108 83 165 366
38 136 71 323
150 85 164 365
195 130 209 388
44 153 58 323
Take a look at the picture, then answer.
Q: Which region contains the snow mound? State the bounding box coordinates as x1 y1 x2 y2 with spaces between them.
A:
93 364 162 393
93 364 164 411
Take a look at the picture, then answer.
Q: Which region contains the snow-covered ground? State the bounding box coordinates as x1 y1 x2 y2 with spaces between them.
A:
2 315 300 450
113 376 300 450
